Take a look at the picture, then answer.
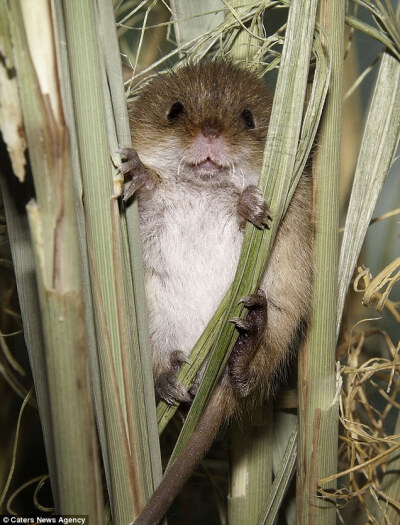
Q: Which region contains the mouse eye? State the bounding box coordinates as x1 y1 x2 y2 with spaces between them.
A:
241 109 255 129
168 101 184 121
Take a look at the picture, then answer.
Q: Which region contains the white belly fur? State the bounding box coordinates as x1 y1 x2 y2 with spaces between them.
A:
139 182 242 372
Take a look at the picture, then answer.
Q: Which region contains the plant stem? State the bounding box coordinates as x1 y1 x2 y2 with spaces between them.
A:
297 0 344 523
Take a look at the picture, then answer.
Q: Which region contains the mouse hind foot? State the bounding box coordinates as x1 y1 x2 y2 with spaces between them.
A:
228 291 268 398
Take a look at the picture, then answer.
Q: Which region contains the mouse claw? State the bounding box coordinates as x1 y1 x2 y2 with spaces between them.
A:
118 147 137 159
118 147 156 201
239 290 267 309
171 350 190 369
156 370 192 405
123 176 146 201
156 350 192 405
229 317 253 331
118 148 141 173
238 185 271 229
189 381 199 397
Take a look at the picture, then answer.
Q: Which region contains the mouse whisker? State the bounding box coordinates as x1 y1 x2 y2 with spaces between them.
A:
177 155 186 179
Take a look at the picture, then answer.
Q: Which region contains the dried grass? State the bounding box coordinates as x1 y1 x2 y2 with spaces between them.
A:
319 260 400 523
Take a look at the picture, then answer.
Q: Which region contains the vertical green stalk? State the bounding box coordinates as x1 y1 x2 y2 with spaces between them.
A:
297 1 344 523
4 0 104 519
227 3 272 524
96 0 162 499
257 418 298 525
229 404 273 525
61 0 154 521
53 0 162 517
51 1 113 500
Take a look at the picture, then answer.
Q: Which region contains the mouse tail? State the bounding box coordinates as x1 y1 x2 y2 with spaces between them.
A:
133 391 234 525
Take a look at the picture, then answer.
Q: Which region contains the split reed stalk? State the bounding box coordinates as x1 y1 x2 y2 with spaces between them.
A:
3 0 104 518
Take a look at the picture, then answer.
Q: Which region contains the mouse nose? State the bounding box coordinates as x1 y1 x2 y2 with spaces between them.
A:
201 121 223 139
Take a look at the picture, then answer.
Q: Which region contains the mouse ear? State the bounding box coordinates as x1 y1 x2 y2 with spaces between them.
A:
168 101 184 121
241 109 255 129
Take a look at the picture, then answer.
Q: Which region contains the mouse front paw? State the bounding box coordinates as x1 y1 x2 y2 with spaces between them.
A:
156 350 192 405
118 147 156 201
238 185 271 229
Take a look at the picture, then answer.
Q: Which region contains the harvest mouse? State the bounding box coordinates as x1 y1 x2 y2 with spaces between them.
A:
121 60 313 525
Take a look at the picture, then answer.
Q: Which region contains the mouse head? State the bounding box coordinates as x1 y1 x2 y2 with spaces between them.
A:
130 61 272 188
